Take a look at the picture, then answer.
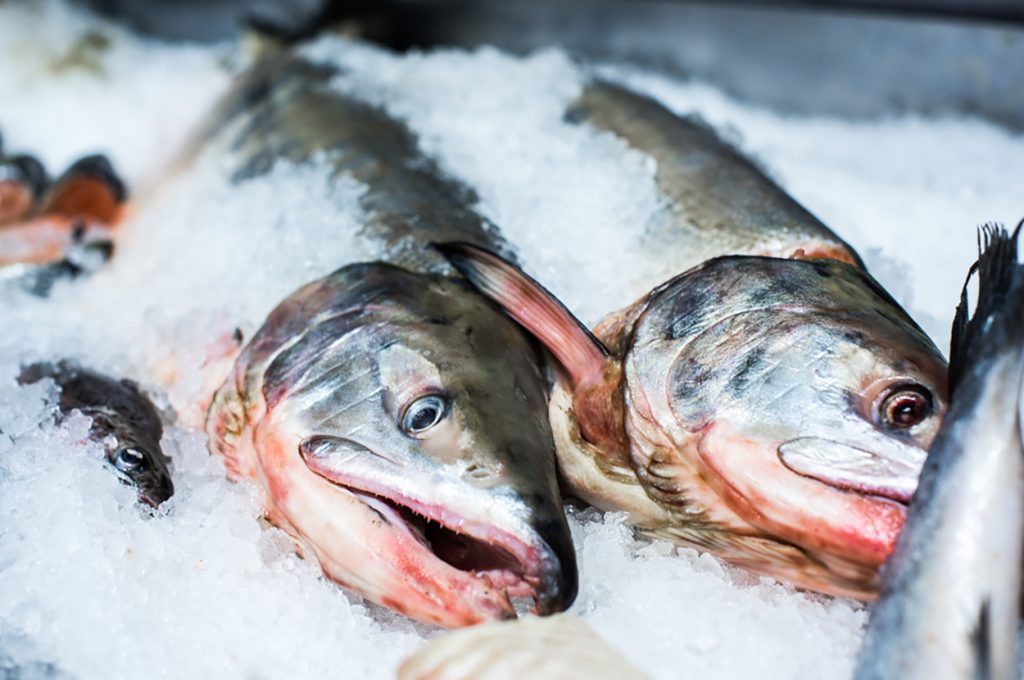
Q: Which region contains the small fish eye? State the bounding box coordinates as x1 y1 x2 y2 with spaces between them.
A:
879 384 933 430
401 394 448 435
114 447 147 472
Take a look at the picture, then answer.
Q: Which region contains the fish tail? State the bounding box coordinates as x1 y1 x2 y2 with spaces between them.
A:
949 221 1024 395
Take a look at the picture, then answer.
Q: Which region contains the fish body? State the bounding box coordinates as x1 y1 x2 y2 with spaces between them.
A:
18 361 173 507
201 53 576 627
854 227 1024 680
567 81 862 278
442 81 948 598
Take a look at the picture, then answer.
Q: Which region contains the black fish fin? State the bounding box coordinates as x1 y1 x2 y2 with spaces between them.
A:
969 597 992 680
949 221 1024 395
434 241 611 388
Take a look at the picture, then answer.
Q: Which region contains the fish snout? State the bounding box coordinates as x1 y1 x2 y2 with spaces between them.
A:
528 516 578 615
137 464 175 508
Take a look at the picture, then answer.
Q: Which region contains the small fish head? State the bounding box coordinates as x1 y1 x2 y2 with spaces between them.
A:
246 265 576 626
19 362 174 508
85 401 174 508
627 257 947 593
102 437 175 508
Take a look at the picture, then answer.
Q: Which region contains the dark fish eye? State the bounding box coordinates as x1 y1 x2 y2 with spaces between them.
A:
114 447 147 472
401 394 448 435
879 384 933 430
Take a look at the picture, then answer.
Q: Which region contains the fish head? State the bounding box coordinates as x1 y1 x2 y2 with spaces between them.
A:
101 434 175 508
211 263 576 627
628 256 947 589
80 381 174 509
18 361 174 508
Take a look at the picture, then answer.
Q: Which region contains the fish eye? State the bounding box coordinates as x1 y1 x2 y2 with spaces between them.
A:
401 394 448 435
879 384 933 430
114 447 147 472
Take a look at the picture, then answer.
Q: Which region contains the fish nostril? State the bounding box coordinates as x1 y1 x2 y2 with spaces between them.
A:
462 463 497 485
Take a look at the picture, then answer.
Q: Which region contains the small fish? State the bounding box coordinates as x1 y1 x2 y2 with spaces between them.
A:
197 49 576 627
438 81 948 599
399 614 647 680
853 225 1024 680
19 361 174 507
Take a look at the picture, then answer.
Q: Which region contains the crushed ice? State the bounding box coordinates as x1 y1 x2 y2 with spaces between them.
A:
2 2 1024 678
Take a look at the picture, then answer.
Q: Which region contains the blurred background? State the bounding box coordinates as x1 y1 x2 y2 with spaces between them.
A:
76 0 1024 130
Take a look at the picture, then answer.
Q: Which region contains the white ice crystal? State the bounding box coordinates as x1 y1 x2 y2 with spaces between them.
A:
2 4 1023 680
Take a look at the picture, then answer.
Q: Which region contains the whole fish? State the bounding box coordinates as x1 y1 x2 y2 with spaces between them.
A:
198 50 576 627
18 361 174 507
441 81 948 599
853 225 1024 680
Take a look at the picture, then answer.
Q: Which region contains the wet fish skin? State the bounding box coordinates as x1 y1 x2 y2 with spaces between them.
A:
199 52 576 626
854 226 1024 680
18 361 174 507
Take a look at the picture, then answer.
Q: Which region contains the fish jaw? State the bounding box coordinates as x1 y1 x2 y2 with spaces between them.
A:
242 414 559 627
550 378 884 598
778 436 923 504
695 420 907 570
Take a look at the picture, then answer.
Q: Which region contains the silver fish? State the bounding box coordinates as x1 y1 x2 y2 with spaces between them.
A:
441 81 947 599
200 51 576 627
854 225 1024 680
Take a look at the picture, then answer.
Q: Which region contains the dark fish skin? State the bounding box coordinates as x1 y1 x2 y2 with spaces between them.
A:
197 50 577 627
18 361 174 508
854 226 1024 680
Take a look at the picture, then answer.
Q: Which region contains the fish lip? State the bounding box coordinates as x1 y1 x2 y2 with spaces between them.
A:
777 436 920 504
323 474 563 615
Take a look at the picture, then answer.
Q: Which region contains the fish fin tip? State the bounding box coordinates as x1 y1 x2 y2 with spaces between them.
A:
435 240 612 387
437 241 630 455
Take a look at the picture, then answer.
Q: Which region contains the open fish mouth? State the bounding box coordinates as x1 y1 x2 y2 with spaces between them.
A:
295 435 572 619
352 486 538 598
325 476 554 614
778 436 923 504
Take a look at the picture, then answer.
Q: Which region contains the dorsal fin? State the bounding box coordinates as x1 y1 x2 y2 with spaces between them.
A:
437 242 629 456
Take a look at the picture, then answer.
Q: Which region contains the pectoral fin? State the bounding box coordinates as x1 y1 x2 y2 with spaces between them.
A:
437 241 628 456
